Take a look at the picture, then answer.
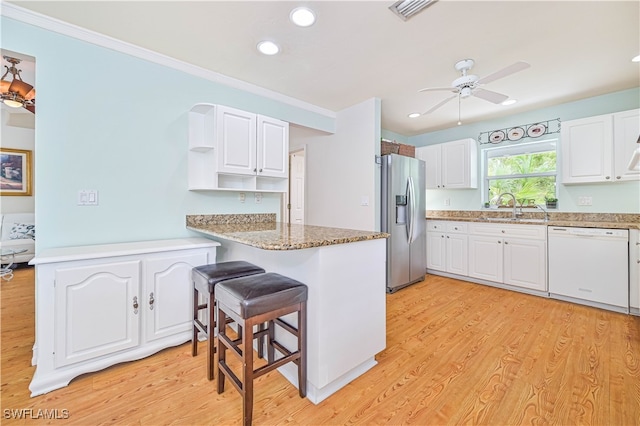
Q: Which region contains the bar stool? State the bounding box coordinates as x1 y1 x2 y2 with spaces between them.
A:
192 261 265 380
215 272 308 426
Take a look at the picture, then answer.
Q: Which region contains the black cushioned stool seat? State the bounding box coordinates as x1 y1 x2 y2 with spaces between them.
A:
191 261 265 380
215 272 308 426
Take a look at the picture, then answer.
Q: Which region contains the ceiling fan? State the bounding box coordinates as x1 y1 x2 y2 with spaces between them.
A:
1 56 36 114
418 59 530 120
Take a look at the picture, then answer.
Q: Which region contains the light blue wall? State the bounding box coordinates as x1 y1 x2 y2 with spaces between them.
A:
381 128 408 144
409 88 640 213
1 17 336 251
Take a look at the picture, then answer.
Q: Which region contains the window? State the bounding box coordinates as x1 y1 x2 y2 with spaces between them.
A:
483 139 557 207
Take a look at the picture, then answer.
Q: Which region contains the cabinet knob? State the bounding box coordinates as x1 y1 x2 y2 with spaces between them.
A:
253 168 257 172
504 241 509 245
498 240 502 244
446 236 450 239
149 292 155 310
501 230 505 234
133 296 139 315
441 235 445 238
259 168 263 173
606 176 610 179
616 176 621 179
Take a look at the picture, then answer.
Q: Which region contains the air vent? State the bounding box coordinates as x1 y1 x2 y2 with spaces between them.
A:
389 0 437 21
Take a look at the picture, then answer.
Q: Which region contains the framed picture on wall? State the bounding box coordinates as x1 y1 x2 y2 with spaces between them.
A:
0 148 32 196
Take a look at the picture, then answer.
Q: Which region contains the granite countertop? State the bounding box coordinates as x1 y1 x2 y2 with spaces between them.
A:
425 210 640 230
186 214 388 250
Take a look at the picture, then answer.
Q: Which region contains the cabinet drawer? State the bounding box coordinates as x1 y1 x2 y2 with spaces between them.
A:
468 222 546 240
426 220 447 231
446 222 468 234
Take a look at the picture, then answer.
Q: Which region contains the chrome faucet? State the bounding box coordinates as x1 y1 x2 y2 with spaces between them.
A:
535 203 549 222
495 192 521 219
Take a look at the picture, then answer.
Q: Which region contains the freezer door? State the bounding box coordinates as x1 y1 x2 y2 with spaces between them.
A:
409 159 426 282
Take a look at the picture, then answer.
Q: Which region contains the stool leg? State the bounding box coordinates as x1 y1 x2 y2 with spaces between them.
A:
216 307 227 394
192 287 198 357
298 301 307 398
267 319 275 363
207 292 215 381
257 323 264 359
242 319 255 426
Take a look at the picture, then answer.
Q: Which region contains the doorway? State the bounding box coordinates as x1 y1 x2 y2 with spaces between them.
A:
287 148 305 225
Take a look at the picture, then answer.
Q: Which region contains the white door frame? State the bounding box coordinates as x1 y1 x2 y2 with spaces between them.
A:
285 146 307 225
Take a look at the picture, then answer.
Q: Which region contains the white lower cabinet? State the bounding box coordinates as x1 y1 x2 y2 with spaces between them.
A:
29 238 219 396
55 260 141 368
468 223 547 292
426 221 468 275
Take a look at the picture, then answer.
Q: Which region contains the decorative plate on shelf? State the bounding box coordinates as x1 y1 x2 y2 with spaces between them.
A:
527 123 546 138
507 127 525 141
489 130 506 143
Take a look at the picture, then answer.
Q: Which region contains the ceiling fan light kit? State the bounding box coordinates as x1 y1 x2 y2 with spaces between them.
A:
1 56 35 113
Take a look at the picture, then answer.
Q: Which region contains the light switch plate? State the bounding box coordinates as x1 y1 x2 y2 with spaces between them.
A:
254 193 262 204
78 190 99 206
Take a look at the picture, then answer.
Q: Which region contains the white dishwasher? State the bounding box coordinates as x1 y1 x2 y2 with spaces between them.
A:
548 226 629 312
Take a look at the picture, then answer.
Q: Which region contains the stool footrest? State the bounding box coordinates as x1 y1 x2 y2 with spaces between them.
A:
254 351 300 379
194 319 207 335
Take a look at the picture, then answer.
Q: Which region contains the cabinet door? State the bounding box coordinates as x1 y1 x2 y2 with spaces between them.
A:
257 115 289 178
468 235 503 282
562 114 613 183
613 109 640 181
426 232 446 271
216 105 257 175
54 261 141 368
503 238 546 291
442 140 469 189
446 234 468 276
423 145 442 189
144 251 209 343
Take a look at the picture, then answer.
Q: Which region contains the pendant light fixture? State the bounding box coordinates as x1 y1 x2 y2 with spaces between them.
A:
1 56 36 113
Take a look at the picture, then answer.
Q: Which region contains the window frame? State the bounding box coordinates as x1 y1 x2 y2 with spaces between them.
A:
482 138 558 206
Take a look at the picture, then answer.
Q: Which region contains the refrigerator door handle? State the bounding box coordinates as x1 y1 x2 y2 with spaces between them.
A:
407 176 415 244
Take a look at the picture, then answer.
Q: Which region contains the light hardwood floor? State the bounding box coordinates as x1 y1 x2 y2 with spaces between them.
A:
2 267 639 425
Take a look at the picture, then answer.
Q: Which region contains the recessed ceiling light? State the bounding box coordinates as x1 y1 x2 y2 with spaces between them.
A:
257 41 280 55
501 99 517 106
290 7 316 27
632 55 640 62
408 112 421 118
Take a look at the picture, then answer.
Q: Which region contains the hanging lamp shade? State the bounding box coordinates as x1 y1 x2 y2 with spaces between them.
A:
1 55 35 113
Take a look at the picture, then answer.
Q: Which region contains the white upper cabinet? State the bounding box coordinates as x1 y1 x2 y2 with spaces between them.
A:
416 138 477 189
561 108 639 184
257 115 289 178
188 104 289 192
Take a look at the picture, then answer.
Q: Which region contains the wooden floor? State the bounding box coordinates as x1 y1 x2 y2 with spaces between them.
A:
2 267 639 425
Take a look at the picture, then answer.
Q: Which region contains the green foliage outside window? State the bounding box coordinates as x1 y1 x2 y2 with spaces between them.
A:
486 147 557 207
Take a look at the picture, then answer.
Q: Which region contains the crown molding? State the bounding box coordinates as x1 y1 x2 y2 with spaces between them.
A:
0 2 336 119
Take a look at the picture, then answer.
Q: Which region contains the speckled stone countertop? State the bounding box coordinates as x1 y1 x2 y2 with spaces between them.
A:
186 214 389 250
426 210 640 230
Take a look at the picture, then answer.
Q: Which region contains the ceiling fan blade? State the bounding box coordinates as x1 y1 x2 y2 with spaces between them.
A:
422 94 457 115
417 86 455 93
472 88 509 104
476 61 530 85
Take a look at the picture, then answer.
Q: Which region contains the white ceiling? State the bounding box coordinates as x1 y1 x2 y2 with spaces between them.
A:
6 0 640 136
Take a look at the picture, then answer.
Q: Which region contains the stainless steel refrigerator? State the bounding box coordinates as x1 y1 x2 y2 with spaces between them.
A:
381 154 426 293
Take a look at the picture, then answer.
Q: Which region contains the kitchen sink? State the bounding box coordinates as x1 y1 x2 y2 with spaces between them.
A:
481 217 548 223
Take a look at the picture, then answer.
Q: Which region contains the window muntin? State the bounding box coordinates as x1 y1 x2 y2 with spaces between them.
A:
483 139 557 206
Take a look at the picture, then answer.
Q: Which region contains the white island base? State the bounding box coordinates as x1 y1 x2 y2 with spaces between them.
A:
213 237 387 404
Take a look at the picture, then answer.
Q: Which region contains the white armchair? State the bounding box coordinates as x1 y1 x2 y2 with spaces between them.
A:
0 213 35 263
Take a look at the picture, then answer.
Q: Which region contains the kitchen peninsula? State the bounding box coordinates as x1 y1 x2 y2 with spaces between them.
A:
186 214 389 404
